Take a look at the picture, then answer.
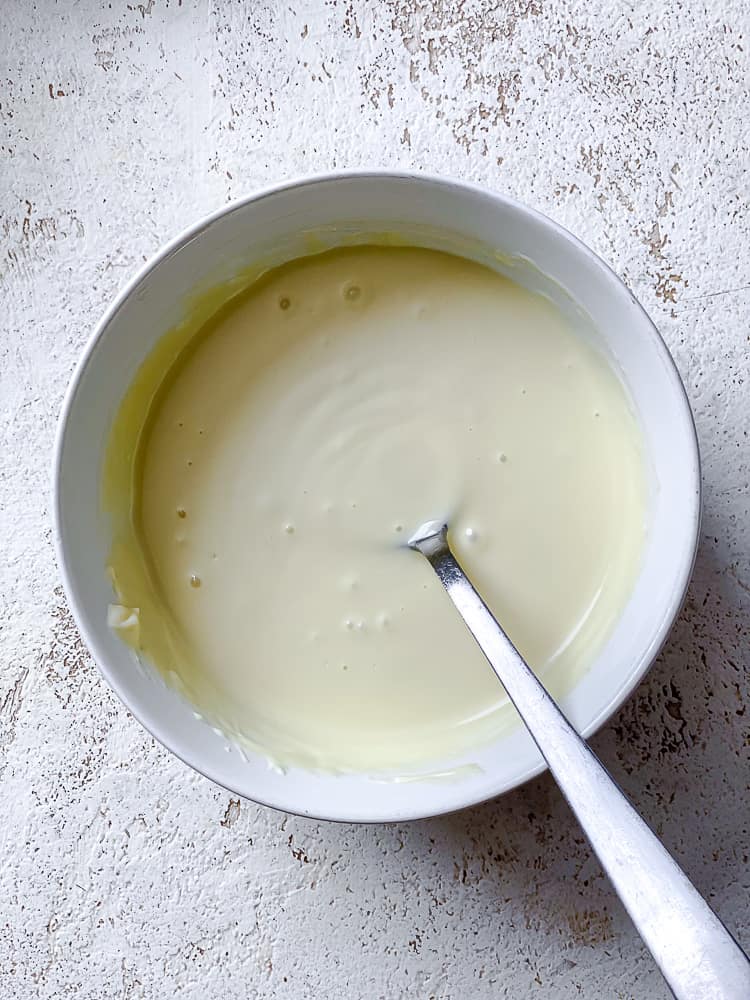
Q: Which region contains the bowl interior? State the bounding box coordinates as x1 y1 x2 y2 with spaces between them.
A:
55 174 699 822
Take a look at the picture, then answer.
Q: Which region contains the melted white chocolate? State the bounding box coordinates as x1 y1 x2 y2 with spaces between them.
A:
108 246 646 772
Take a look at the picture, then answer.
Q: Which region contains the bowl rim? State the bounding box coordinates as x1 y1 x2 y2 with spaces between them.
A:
53 169 702 823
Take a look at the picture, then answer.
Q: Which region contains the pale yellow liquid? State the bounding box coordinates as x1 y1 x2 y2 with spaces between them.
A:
107 247 646 772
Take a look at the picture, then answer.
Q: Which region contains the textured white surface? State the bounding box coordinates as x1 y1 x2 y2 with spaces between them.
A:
1 2 748 997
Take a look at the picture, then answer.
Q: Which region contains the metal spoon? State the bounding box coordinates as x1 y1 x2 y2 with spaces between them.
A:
409 521 750 1000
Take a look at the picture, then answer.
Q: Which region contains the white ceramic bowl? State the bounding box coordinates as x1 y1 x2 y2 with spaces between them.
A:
54 172 700 822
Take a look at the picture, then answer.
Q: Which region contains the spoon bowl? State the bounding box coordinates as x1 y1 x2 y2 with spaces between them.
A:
53 171 700 821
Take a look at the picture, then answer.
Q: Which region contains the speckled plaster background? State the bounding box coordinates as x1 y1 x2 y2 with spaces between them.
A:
1 1 748 997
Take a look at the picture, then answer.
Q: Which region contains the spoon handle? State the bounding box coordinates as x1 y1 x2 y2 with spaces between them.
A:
411 524 750 1000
